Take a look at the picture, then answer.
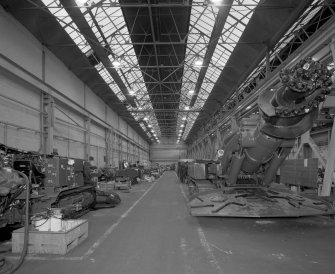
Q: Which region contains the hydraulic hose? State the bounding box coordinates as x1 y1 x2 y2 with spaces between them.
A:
9 170 30 274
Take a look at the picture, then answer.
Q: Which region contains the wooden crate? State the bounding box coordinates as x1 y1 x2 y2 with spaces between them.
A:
97 181 115 192
12 219 88 255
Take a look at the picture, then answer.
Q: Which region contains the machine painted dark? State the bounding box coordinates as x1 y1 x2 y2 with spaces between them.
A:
188 57 335 217
0 145 121 227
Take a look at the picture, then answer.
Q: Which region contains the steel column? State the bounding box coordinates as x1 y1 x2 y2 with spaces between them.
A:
84 118 91 161
42 93 55 155
321 38 335 196
292 131 326 167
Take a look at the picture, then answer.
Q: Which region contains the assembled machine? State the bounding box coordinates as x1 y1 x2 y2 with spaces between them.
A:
189 57 335 217
0 145 120 228
114 176 132 191
187 160 222 193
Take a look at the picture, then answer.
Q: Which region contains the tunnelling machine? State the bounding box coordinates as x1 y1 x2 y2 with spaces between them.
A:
188 57 335 217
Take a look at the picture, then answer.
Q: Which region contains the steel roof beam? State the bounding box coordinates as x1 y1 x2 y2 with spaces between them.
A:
127 109 201 112
59 0 136 107
189 0 234 107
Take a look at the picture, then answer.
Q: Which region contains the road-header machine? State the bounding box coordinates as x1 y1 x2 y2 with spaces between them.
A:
188 57 335 217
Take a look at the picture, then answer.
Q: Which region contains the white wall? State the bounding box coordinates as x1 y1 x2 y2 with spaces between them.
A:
150 143 187 164
0 6 149 167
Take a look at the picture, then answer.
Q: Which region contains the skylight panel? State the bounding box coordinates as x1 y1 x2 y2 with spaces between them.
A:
80 3 160 135
179 0 260 139
42 0 92 55
208 0 325 137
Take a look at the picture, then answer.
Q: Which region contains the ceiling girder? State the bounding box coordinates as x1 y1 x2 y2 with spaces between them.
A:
189 0 234 107
59 0 137 108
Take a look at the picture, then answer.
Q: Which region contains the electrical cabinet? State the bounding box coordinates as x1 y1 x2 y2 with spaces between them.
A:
44 157 75 187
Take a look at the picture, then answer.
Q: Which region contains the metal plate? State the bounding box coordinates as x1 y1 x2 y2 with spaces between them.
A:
189 187 335 218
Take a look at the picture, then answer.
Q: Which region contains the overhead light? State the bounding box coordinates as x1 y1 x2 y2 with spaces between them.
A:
182 116 187 120
246 105 252 110
194 58 203 67
185 106 190 110
143 117 149 121
210 0 222 4
148 124 152 128
76 0 87 5
181 124 185 128
112 60 121 68
179 129 183 132
138 106 143 110
188 90 194 95
129 89 135 96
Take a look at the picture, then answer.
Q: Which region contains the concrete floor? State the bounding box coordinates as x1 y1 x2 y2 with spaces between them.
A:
3 171 335 274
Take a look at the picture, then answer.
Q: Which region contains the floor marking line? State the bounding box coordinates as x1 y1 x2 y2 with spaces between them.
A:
5 256 83 261
83 179 159 258
179 182 188 202
5 180 160 262
197 227 224 274
177 176 224 274
180 238 195 274
210 243 233 255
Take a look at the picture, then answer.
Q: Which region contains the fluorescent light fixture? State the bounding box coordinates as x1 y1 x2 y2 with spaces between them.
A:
194 59 203 66
246 105 252 110
112 60 121 67
185 106 190 110
76 0 87 4
148 124 152 128
129 89 135 95
143 117 149 121
181 124 185 128
182 117 187 120
188 90 195 95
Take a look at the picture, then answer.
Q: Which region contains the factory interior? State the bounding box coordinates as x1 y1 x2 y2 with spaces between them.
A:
1 0 335 273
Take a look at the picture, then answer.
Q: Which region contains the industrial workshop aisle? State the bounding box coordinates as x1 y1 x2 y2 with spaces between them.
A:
10 171 335 274
12 171 223 274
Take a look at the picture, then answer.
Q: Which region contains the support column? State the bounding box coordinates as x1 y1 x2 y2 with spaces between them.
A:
231 116 238 132
127 141 130 163
200 141 206 159
215 129 222 156
196 143 201 159
84 118 91 161
321 116 335 196
105 128 112 167
321 38 335 196
118 136 122 163
42 93 55 155
111 130 115 167
292 131 326 166
207 137 213 159
266 44 270 77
